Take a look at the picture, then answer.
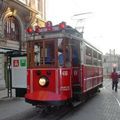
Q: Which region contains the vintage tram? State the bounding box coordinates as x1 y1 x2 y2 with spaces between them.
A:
25 21 103 106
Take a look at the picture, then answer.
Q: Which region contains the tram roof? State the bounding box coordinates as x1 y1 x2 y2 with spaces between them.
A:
26 23 102 54
26 25 84 43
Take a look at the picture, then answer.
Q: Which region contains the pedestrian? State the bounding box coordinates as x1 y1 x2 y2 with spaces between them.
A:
110 68 119 92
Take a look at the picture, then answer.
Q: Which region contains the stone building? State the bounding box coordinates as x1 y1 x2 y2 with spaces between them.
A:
0 0 46 89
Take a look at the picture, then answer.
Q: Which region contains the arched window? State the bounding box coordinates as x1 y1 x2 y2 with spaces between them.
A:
4 16 20 41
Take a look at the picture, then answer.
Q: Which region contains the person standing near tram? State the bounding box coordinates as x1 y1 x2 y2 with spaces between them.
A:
110 68 119 92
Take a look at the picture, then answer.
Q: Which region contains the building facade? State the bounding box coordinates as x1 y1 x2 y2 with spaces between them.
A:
0 0 46 89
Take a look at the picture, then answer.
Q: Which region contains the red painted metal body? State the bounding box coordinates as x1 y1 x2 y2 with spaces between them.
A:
81 65 103 92
25 23 103 106
25 68 72 104
25 65 103 105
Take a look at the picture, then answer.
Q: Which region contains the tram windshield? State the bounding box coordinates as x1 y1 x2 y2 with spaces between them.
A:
27 40 56 67
34 40 55 66
27 38 78 68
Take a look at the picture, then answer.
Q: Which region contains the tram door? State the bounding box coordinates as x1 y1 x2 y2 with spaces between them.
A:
71 40 81 98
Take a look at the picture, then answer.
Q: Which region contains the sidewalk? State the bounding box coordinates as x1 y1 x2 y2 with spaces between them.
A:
0 88 16 99
0 89 8 99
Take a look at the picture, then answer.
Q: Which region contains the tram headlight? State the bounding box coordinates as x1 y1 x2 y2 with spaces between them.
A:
39 77 48 87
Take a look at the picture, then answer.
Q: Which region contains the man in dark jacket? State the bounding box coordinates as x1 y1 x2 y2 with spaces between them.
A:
111 68 119 92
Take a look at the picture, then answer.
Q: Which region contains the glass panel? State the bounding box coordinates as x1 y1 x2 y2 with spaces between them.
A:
86 46 92 56
44 41 55 65
93 59 98 66
93 50 97 58
58 38 64 66
98 53 102 60
65 46 71 67
86 46 92 65
72 47 79 66
71 40 80 67
86 56 92 65
34 43 41 66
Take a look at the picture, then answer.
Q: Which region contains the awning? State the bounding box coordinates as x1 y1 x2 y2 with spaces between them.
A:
0 47 19 54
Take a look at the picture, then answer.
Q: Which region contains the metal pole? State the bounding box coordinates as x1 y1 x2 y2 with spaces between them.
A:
7 53 12 97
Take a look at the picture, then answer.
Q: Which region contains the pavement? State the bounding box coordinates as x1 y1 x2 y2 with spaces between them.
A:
0 88 16 99
0 89 8 99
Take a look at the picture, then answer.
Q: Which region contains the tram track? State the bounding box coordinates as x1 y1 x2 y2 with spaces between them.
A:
2 81 109 120
1 92 102 120
28 105 75 120
1 105 75 120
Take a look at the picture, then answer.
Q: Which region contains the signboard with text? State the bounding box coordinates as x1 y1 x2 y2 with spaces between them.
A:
11 56 27 88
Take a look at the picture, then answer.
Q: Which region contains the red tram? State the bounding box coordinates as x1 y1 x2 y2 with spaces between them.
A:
25 21 103 106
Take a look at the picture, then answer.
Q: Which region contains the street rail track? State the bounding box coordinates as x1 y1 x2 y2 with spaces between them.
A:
1 96 98 120
1 104 75 120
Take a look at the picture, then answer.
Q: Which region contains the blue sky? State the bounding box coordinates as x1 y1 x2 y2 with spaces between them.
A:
46 0 120 54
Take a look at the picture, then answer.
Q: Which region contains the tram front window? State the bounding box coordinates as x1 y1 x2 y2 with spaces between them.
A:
34 43 42 66
33 41 55 67
45 41 55 65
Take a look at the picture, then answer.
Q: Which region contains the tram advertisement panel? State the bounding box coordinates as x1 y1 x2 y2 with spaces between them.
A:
11 56 27 88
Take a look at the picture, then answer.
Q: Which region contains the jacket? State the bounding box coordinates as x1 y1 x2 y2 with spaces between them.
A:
111 72 118 81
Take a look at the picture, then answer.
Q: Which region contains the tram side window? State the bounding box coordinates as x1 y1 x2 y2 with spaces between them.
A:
72 47 79 66
34 43 41 66
86 46 92 65
93 50 98 66
98 53 102 66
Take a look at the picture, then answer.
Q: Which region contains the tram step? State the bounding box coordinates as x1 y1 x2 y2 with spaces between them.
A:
72 101 81 107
